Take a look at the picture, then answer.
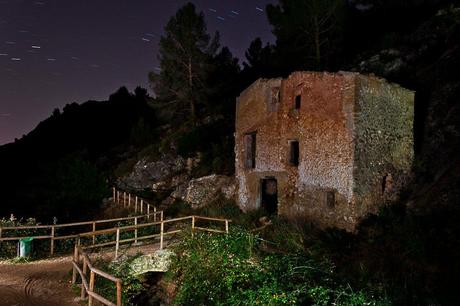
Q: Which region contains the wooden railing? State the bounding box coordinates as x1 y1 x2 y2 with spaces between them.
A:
0 189 161 256
112 187 156 216
71 215 231 306
72 245 122 306
1 186 232 306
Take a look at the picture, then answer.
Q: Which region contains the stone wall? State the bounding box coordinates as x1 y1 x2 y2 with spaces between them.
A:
277 72 357 230
353 75 414 217
235 71 414 231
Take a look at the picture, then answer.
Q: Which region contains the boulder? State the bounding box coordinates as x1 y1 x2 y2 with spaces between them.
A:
183 174 236 209
128 249 174 275
117 155 186 190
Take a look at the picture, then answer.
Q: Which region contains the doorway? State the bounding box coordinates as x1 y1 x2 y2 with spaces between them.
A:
261 178 278 215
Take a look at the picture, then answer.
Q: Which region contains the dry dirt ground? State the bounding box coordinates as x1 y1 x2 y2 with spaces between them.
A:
0 256 80 306
0 243 162 306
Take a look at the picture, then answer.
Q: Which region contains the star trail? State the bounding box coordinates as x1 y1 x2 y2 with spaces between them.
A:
0 0 275 144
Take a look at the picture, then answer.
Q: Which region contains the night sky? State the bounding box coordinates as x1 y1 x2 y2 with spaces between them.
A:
0 0 275 145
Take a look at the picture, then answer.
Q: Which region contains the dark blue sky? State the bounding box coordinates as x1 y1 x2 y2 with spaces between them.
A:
0 0 275 144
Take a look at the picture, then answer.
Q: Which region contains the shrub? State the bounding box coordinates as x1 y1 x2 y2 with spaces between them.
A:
168 227 388 305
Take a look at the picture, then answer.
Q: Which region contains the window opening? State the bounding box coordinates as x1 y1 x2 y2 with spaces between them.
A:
289 140 299 166
326 191 335 208
244 132 256 169
294 94 301 109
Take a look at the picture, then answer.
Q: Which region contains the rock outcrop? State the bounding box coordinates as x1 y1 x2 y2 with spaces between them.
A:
182 174 236 209
117 154 186 190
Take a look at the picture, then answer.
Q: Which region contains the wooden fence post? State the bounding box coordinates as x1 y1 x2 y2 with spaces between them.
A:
112 187 116 202
117 191 120 204
153 207 157 222
50 226 55 255
140 199 143 214
92 222 96 245
88 271 95 306
135 196 138 211
191 216 195 238
72 243 78 284
225 220 229 233
134 217 138 244
135 200 138 214
123 192 126 207
81 257 87 299
128 193 131 207
116 280 122 306
115 228 120 259
160 210 164 222
160 221 164 250
147 205 150 221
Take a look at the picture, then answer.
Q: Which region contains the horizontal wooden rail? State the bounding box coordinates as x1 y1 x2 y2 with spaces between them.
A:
72 213 231 305
72 245 122 306
0 189 161 257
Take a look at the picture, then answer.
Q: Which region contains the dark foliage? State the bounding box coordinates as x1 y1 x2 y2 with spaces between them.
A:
0 87 157 222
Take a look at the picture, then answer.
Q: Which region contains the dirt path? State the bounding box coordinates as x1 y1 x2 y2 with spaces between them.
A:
0 243 164 306
0 256 80 306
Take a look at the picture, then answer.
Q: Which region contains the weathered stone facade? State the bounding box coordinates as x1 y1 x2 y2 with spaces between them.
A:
235 71 414 231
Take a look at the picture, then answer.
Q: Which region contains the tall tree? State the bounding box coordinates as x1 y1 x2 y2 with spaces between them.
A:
267 0 346 71
149 3 219 124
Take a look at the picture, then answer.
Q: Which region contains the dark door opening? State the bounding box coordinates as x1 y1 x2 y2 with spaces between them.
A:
261 178 278 215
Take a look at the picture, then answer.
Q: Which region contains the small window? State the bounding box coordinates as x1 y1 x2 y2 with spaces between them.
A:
244 132 256 169
326 191 335 208
294 95 301 109
289 140 299 166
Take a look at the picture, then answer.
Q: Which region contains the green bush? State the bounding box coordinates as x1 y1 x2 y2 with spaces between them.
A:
168 228 388 305
92 253 146 306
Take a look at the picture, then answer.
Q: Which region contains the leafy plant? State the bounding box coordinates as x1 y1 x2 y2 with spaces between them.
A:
168 227 387 305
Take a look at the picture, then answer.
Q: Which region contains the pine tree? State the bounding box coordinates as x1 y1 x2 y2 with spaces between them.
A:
267 0 346 71
149 3 219 124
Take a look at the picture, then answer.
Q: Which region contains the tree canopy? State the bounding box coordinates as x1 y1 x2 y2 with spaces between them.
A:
149 3 221 124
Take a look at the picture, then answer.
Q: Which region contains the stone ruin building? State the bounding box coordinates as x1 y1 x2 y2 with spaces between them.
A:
235 71 414 231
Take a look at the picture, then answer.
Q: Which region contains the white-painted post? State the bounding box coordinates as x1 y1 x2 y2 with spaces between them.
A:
128 193 131 207
140 199 143 214
153 207 157 222
147 205 150 221
115 228 120 259
92 222 96 245
50 226 55 255
191 216 195 238
160 221 164 250
225 220 229 233
160 210 164 221
134 217 138 244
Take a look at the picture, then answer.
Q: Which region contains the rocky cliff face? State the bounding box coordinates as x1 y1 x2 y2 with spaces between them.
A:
116 154 186 191
117 153 236 208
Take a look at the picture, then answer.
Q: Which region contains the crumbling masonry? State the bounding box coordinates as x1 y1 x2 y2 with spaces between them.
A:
235 71 414 231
